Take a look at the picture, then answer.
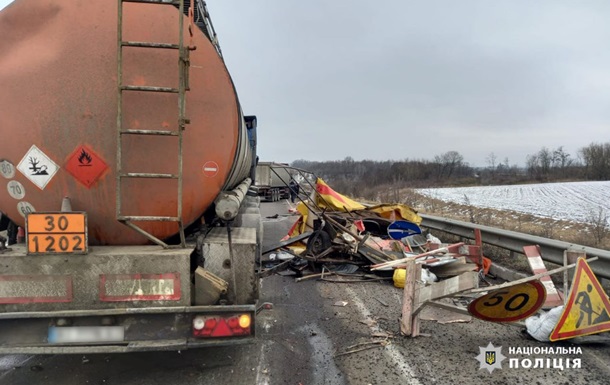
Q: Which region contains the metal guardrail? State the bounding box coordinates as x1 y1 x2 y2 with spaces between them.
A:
420 214 610 280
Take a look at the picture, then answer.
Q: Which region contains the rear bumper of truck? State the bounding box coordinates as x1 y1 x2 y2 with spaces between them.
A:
0 243 259 354
0 304 256 354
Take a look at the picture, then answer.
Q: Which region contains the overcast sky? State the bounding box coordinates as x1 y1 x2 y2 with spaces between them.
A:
2 1 609 167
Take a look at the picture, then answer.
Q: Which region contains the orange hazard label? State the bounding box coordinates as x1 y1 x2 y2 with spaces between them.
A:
26 212 88 255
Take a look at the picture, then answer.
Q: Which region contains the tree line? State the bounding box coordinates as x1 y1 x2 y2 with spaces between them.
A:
292 141 610 198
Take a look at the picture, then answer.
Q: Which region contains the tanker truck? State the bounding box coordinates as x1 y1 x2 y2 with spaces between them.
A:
0 0 263 353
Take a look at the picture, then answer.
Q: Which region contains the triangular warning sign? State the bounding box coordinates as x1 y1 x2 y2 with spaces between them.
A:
550 258 610 341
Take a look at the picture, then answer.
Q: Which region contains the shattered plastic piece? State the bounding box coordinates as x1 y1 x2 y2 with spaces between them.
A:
341 233 357 243
333 301 348 307
426 233 442 244
421 269 438 284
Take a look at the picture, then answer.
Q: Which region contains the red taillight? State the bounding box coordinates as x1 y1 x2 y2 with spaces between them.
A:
192 315 251 338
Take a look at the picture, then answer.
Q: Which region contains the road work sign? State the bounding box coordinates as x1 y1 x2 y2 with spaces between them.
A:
468 281 546 323
550 258 610 341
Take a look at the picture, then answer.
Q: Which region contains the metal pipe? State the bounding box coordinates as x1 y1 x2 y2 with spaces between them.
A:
215 177 252 221
420 213 610 279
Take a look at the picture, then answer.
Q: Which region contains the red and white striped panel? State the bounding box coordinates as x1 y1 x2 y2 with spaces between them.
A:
0 275 73 304
99 273 181 302
523 245 563 308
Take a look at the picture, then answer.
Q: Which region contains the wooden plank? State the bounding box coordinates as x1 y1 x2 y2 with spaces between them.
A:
416 271 478 309
429 262 477 278
466 256 598 294
411 264 422 337
400 259 417 335
426 300 471 316
371 242 464 270
564 250 586 305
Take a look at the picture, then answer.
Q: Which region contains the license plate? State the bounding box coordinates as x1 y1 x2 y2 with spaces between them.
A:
48 326 124 344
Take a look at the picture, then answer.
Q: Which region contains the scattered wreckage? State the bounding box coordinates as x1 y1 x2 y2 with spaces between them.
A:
261 176 488 284
261 174 610 344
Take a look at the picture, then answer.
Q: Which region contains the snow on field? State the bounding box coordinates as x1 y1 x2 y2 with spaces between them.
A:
417 181 610 224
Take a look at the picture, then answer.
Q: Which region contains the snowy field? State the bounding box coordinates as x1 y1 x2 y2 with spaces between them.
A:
417 181 610 225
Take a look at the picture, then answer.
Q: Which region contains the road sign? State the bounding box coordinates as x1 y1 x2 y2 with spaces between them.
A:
468 281 546 323
387 220 421 240
26 212 88 255
0 160 16 179
550 258 610 341
202 161 219 178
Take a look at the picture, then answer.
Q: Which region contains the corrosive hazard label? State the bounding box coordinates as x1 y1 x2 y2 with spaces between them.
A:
65 145 108 188
550 258 610 341
17 145 59 190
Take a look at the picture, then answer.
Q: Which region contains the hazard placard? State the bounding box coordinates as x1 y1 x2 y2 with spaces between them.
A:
64 145 109 188
17 145 59 190
26 212 88 255
550 258 610 341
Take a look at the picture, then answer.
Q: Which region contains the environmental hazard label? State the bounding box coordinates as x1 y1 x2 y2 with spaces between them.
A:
17 145 59 190
65 145 108 188
550 258 610 341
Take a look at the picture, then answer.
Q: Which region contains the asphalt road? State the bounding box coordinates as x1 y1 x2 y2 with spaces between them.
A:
0 200 609 384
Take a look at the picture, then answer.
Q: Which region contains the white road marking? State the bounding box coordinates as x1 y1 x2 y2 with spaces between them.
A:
345 286 423 385
255 341 271 385
0 355 37 381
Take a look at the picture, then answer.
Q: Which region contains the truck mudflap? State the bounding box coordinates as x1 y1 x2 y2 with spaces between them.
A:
0 304 257 354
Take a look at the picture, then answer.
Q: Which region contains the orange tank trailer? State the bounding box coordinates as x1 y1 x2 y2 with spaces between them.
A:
0 0 253 245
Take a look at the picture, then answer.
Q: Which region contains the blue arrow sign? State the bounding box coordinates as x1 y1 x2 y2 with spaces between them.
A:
387 220 422 240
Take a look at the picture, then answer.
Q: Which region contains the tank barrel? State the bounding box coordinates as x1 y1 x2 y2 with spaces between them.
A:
215 178 252 221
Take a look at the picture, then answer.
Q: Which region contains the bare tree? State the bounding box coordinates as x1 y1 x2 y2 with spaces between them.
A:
434 151 465 179
486 152 497 179
586 206 609 247
579 142 610 180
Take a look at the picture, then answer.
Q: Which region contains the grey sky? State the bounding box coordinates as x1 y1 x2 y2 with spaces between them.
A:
2 1 609 167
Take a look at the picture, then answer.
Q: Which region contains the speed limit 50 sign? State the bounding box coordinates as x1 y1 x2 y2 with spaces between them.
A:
468 281 547 323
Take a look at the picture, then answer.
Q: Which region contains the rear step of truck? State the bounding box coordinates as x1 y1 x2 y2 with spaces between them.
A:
116 0 193 248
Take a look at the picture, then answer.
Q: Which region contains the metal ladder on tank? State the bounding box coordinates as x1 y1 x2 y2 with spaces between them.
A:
116 0 193 248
